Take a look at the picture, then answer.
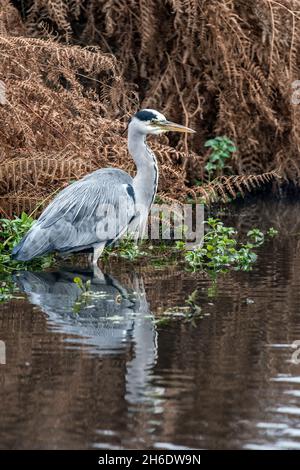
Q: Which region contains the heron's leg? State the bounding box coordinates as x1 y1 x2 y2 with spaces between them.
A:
127 215 143 244
93 264 106 281
92 242 105 267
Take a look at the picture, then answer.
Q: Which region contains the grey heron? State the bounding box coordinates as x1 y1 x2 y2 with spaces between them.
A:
12 109 195 266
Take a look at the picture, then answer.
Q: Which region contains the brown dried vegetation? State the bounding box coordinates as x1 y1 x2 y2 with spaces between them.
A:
0 0 298 215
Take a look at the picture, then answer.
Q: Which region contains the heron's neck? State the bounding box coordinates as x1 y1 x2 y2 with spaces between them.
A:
128 127 158 207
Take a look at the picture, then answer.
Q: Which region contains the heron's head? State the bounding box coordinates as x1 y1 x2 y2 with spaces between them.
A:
129 109 195 135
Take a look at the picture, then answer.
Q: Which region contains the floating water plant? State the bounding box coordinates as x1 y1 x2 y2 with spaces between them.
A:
183 218 276 273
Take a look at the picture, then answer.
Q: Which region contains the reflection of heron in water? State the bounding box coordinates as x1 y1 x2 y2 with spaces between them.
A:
15 268 157 404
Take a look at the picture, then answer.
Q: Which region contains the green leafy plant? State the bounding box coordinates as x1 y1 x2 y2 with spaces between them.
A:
267 227 278 238
0 212 34 248
204 136 237 176
247 228 265 245
182 218 268 273
185 289 202 316
73 277 91 293
0 212 54 274
106 236 145 261
175 240 186 250
0 279 18 303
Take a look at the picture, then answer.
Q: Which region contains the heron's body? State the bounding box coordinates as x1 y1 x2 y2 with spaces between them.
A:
13 168 137 263
12 109 194 266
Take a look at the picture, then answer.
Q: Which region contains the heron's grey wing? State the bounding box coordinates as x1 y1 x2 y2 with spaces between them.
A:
40 168 133 225
18 169 136 258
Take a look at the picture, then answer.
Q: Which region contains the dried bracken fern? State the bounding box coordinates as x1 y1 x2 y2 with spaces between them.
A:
0 1 294 216
193 171 281 204
34 0 298 182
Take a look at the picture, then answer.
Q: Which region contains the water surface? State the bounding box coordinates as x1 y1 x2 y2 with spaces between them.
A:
1 198 300 449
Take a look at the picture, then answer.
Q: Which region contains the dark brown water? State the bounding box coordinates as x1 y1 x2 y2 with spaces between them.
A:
1 198 300 449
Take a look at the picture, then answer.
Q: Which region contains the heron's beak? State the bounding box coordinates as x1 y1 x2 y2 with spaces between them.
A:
156 120 196 134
